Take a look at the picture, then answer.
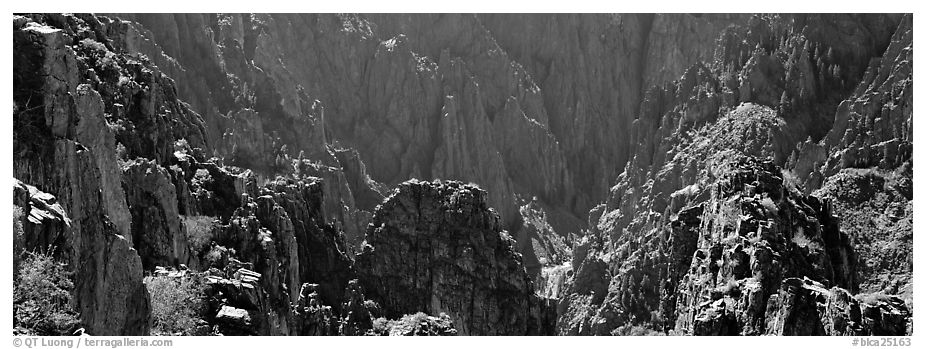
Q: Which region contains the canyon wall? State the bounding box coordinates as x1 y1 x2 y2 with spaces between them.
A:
557 14 911 335
12 13 912 336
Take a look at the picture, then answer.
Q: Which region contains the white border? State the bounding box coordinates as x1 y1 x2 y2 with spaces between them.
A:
4 0 924 13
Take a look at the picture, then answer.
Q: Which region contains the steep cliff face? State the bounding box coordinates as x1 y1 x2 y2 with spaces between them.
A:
672 156 858 335
357 180 555 335
12 12 913 337
122 159 192 269
808 16 912 303
818 15 912 176
12 178 150 335
566 155 901 335
479 14 745 210
12 14 357 336
814 169 912 298
558 14 911 335
787 13 913 332
166 156 362 335
100 20 872 313
13 13 499 336
102 13 332 172
94 14 757 269
13 16 154 335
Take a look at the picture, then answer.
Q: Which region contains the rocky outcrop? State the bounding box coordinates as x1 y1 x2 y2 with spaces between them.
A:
332 148 388 212
13 180 71 256
820 15 911 175
13 12 913 337
560 154 911 336
168 148 244 220
12 179 149 336
357 180 556 335
517 198 572 278
371 312 458 336
252 177 356 309
788 14 911 184
763 277 910 336
292 283 337 336
337 279 380 335
479 14 745 211
122 159 191 269
794 13 913 323
292 158 375 252
196 175 356 335
558 14 910 336
89 14 768 274
14 14 388 337
13 17 152 335
814 169 913 303
103 13 333 173
673 156 859 335
204 268 262 335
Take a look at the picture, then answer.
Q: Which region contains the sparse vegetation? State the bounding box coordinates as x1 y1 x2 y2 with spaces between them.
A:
816 167 913 295
781 169 801 195
856 292 896 306
144 275 207 335
13 207 24 276
115 143 128 167
612 324 666 336
717 203 740 232
791 230 821 251
182 215 216 253
759 196 778 215
203 244 231 269
370 317 389 334
369 312 456 336
13 206 23 235
718 279 741 296
13 250 81 335
11 12 912 337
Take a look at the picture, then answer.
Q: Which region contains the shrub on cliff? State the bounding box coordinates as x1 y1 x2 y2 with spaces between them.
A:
145 275 207 335
182 215 216 253
13 207 24 278
370 312 457 336
13 206 23 236
612 324 667 336
13 250 81 335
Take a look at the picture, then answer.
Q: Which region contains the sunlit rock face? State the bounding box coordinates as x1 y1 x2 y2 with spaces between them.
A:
357 180 556 335
12 13 911 336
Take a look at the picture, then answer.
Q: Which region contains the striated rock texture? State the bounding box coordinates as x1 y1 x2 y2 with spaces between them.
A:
13 13 367 336
12 14 477 337
476 14 745 211
672 156 859 335
517 198 572 278
122 159 191 269
763 277 910 336
357 180 555 335
807 16 913 309
13 17 153 335
186 167 360 335
558 14 912 336
89 14 761 270
13 12 913 337
13 179 150 335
